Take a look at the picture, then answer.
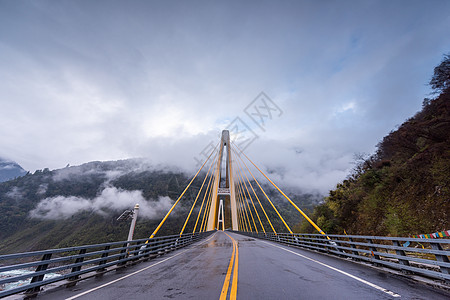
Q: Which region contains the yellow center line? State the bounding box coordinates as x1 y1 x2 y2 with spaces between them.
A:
230 239 238 299
221 232 239 300
220 237 235 299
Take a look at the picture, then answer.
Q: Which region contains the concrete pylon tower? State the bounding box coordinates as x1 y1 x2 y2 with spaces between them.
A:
206 130 239 230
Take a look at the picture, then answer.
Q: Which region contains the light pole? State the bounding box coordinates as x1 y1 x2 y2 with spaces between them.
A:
127 204 139 242
117 204 140 253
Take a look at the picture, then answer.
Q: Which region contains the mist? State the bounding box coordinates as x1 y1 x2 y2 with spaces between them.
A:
29 186 174 220
1 1 449 195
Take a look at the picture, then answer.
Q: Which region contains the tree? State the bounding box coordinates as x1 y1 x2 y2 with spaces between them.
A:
430 54 450 93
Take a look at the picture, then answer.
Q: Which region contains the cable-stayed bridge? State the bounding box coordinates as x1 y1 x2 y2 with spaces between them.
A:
1 131 449 299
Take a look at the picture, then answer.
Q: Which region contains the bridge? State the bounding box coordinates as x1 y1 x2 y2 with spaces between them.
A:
1 130 449 299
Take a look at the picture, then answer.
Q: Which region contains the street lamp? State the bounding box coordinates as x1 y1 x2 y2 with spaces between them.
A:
117 204 140 243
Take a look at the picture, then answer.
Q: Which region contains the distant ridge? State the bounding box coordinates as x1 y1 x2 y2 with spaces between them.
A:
0 158 320 254
0 158 27 182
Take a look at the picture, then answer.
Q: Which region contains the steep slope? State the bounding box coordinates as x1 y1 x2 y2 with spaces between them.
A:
298 57 450 236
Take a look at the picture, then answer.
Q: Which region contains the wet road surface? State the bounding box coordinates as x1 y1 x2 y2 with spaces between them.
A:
35 231 449 300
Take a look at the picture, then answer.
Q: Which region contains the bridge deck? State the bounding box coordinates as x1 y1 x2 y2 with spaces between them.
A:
27 231 449 300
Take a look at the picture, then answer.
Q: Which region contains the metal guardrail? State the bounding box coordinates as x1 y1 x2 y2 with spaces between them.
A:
235 231 450 283
0 231 213 298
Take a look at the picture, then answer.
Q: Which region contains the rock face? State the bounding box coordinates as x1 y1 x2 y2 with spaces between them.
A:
0 158 27 182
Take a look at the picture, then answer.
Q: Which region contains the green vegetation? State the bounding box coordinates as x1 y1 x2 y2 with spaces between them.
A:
296 55 450 236
0 164 192 254
0 159 319 254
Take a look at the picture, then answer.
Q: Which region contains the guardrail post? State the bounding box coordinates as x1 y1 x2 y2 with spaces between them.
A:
366 239 381 265
348 237 359 258
392 240 410 269
320 235 330 253
96 245 111 275
294 234 300 245
68 248 87 283
24 253 52 296
329 238 345 256
392 241 409 266
288 234 295 246
132 243 142 259
117 242 129 266
296 234 304 247
430 242 450 275
139 242 152 260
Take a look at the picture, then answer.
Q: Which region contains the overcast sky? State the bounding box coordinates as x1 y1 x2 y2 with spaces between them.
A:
1 0 449 193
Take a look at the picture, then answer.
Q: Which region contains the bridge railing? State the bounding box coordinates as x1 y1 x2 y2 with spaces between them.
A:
235 231 450 282
0 231 213 298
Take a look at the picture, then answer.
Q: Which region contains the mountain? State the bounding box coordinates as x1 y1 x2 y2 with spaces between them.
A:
0 158 27 182
0 158 321 254
297 55 450 236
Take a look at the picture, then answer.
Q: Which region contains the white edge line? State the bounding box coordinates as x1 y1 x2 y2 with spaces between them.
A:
261 240 401 298
65 233 217 300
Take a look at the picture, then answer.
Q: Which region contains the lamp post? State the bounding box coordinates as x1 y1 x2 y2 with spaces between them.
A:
127 204 139 242
117 204 140 253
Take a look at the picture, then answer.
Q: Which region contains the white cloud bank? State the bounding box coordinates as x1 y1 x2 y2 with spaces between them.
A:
1 1 449 195
29 186 173 220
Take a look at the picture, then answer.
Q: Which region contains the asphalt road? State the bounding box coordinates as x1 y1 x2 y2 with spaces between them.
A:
34 231 449 300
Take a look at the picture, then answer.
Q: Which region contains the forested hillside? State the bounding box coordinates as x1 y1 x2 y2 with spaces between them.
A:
297 55 450 236
0 159 320 254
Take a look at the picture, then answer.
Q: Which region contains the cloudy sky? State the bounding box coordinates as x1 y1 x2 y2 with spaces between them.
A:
1 0 449 193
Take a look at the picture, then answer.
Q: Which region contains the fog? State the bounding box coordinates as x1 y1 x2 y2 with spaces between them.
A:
29 186 174 220
1 1 449 194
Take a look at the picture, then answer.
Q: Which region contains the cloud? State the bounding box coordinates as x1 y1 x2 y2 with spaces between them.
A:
0 165 16 170
6 187 24 199
36 184 48 195
1 1 449 194
29 186 174 220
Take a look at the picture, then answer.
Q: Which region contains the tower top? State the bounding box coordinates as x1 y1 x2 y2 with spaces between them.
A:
222 130 230 146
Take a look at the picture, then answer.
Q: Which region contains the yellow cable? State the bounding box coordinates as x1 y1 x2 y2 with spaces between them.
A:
234 149 275 234
235 154 266 233
193 163 216 233
200 151 221 232
237 205 243 231
236 160 265 234
236 187 248 232
240 196 249 232
231 144 290 233
200 187 211 232
234 143 329 238
180 150 218 235
201 171 216 232
236 167 258 233
146 143 217 241
237 180 253 232
236 194 244 231
201 182 214 232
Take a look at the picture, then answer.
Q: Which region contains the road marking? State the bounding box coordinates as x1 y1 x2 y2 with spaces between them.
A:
221 232 239 300
65 233 217 300
230 238 238 299
220 236 235 299
261 241 401 298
